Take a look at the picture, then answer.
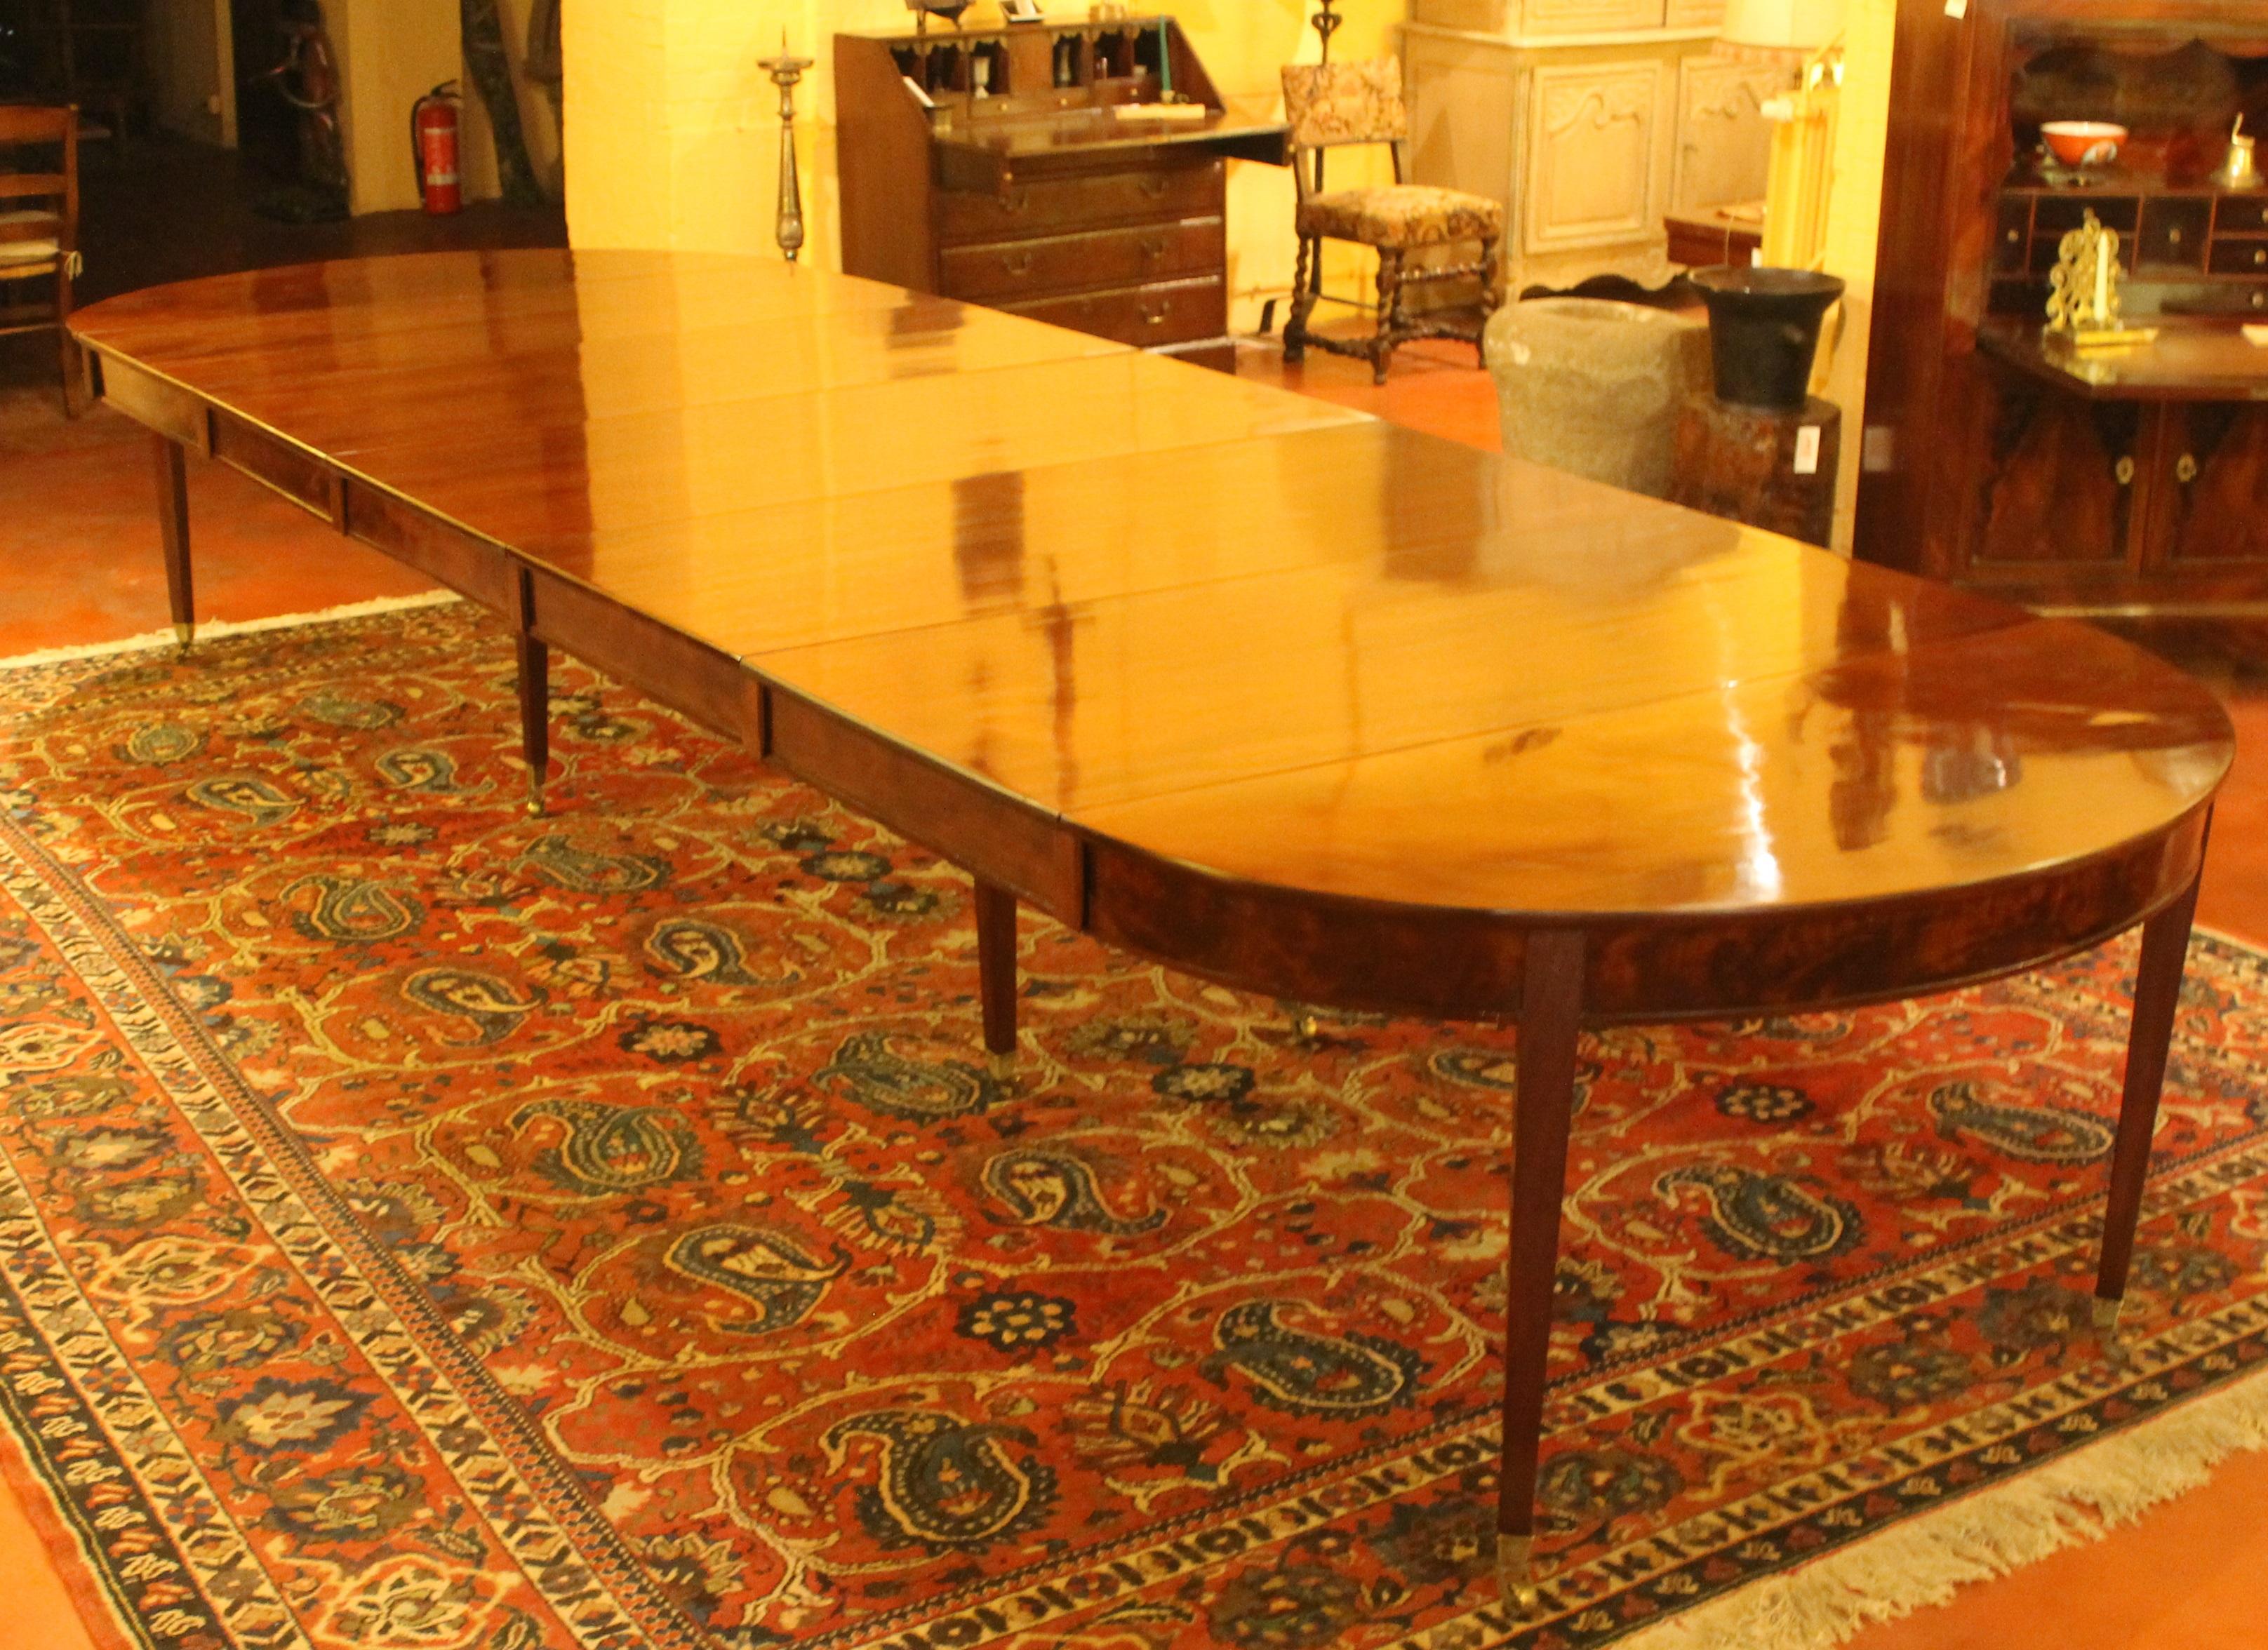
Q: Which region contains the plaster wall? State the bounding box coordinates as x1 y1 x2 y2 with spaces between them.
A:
563 1 1397 327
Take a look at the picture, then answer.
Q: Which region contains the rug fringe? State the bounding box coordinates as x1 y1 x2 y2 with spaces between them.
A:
0 589 463 671
1619 1360 2268 1650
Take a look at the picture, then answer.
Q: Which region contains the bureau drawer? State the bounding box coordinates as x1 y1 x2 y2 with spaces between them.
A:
940 217 1223 303
999 276 1225 348
2136 197 2209 270
2217 196 2268 236
2210 238 2268 275
936 160 1225 242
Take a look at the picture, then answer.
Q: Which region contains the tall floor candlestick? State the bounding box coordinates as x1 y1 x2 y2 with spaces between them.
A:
759 41 814 262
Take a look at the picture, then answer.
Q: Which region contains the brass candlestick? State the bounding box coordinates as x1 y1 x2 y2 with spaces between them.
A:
1312 0 1344 64
758 41 814 262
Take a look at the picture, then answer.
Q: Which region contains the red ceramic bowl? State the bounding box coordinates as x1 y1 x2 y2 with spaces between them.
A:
2042 121 2128 168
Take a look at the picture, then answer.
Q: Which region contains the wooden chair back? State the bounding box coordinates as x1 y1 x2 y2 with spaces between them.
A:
0 104 80 273
1279 59 1408 200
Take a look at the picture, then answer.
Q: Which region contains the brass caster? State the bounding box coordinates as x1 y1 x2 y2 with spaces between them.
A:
525 798 545 819
1497 1533 1542 1618
2093 1296 2122 1334
1294 1012 1320 1040
173 622 194 651
986 1050 1017 1085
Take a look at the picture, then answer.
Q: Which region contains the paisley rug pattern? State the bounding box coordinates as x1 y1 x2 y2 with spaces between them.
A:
1 601 2265 1650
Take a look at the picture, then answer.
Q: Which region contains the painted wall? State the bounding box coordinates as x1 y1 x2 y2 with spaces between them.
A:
563 1 1396 326
333 0 563 215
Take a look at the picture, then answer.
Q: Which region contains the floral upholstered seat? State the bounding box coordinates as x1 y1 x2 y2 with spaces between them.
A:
1296 185 1505 250
1279 58 1503 383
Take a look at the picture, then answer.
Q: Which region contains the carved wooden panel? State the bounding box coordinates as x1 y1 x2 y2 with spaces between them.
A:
2159 404 2268 564
1969 372 2140 566
1524 60 1661 254
1672 53 1779 213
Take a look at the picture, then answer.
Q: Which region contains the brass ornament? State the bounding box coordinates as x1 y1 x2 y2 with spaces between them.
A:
2045 210 2157 351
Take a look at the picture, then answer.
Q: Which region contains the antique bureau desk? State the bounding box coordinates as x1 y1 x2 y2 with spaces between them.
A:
1861 3 2268 614
834 16 1287 372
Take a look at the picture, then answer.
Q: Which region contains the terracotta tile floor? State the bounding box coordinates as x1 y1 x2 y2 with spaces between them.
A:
1 322 2264 1649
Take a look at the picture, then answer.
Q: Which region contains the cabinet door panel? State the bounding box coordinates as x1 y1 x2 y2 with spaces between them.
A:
2159 405 2268 564
1672 55 1777 213
1525 61 1661 254
1967 370 2141 568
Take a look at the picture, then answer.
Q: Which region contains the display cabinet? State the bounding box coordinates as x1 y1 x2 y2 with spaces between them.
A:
1858 1 2268 614
1403 0 1780 294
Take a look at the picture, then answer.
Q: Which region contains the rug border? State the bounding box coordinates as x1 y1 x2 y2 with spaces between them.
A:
1617 1355 2268 1650
0 1368 146 1650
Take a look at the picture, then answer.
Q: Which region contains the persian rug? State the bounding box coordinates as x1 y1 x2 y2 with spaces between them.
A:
2 601 2266 1650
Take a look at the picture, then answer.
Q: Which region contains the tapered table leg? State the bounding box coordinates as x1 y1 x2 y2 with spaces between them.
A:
975 880 1018 1061
2095 852 2208 1329
514 569 550 816
1497 927 1586 1616
151 432 193 648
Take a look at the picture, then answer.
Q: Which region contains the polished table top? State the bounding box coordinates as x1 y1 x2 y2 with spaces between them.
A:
73 250 2235 923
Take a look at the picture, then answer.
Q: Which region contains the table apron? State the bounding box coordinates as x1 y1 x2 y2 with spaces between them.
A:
96 366 2219 1033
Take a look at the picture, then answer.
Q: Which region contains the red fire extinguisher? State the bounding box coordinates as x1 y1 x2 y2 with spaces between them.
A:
413 82 462 215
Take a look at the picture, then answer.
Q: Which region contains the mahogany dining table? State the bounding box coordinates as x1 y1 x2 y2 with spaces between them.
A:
69 250 2233 1614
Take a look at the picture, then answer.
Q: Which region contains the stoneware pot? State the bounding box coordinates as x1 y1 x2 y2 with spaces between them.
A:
1690 266 1846 411
1484 298 1709 499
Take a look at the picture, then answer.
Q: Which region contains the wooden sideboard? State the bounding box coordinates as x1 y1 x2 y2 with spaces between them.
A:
1403 0 1780 294
834 18 1286 373
1858 0 2268 615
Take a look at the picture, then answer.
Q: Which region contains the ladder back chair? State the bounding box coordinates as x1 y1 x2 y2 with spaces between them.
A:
0 104 84 412
1279 58 1503 384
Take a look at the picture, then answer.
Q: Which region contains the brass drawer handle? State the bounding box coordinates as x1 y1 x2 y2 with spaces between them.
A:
1138 176 1170 199
2176 452 2199 485
1139 235 1168 263
2116 455 2136 486
1140 299 1170 326
999 188 1030 213
1001 250 1034 277
2168 227 2183 246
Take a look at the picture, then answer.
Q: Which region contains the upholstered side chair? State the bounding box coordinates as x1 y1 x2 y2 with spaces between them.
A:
0 105 85 414
1279 58 1503 384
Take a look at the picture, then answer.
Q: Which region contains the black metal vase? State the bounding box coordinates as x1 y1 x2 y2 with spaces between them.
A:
1690 267 1846 410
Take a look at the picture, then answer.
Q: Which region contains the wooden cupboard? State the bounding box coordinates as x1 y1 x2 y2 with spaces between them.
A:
1403 0 1781 294
1857 0 2268 615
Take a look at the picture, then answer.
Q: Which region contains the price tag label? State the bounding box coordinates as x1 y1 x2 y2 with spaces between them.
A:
1795 426 1822 476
